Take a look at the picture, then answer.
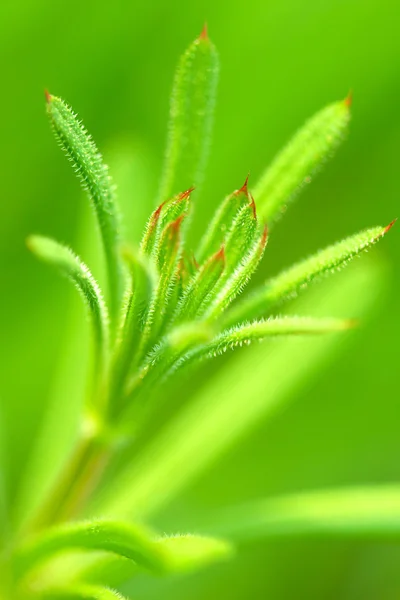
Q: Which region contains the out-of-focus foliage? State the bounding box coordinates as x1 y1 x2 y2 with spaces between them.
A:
0 0 399 598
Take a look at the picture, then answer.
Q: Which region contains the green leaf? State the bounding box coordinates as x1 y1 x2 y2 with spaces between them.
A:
223 222 394 327
108 249 156 415
15 519 232 583
253 97 351 223
38 584 128 600
205 485 400 541
27 235 109 390
173 245 225 323
93 259 384 521
196 177 250 263
122 322 214 417
138 216 186 359
158 26 219 200
46 93 123 319
15 520 161 578
195 316 354 361
202 226 268 321
222 198 258 280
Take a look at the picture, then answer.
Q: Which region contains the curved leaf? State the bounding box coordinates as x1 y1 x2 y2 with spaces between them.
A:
27 236 109 382
46 93 123 319
15 519 232 581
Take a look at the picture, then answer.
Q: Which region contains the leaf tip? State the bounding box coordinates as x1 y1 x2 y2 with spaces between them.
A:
236 174 250 197
199 22 209 40
178 186 195 201
344 90 353 108
249 194 257 220
215 244 226 263
383 218 397 235
261 224 268 247
44 89 52 104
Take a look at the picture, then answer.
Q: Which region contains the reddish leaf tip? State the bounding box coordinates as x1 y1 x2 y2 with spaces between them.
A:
384 218 397 234
235 174 250 198
344 90 353 107
249 194 257 220
192 253 200 270
170 215 185 233
178 186 195 201
214 244 226 263
199 22 208 40
261 224 268 247
44 89 52 103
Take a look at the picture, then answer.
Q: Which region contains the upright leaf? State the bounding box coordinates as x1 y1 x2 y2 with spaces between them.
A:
46 93 123 319
138 216 186 359
109 249 156 415
223 222 394 327
27 236 109 393
254 97 351 223
173 246 225 323
158 26 219 200
197 176 251 262
202 226 268 321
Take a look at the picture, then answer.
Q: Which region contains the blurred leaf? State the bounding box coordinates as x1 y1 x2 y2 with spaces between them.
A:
0 403 8 546
38 584 128 600
224 222 395 327
254 98 351 223
93 259 384 521
16 519 231 584
46 94 123 319
27 235 109 392
205 485 400 541
158 26 219 200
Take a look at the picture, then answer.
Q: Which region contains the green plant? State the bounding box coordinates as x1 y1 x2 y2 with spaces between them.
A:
0 25 395 599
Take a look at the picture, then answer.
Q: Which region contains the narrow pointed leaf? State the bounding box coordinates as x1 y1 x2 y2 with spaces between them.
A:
203 226 268 321
138 217 186 357
173 246 225 322
109 249 156 414
38 585 128 600
27 236 109 380
222 198 258 278
139 202 165 257
224 222 394 327
159 26 219 200
46 93 123 318
163 316 352 382
197 316 353 360
254 97 351 222
197 177 250 262
206 485 400 542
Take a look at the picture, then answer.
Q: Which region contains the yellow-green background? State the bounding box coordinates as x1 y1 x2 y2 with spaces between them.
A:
1 0 399 597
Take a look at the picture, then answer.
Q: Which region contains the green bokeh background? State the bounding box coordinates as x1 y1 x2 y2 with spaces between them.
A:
1 0 399 598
